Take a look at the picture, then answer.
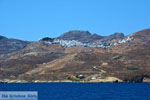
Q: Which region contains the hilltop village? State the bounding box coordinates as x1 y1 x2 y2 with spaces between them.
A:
40 36 134 48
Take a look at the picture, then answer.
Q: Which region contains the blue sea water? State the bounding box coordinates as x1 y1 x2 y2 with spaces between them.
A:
0 83 150 100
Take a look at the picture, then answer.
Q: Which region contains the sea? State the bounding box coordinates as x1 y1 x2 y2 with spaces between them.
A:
0 83 150 100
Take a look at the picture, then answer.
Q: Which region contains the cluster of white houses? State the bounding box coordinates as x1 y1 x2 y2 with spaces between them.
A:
41 36 134 48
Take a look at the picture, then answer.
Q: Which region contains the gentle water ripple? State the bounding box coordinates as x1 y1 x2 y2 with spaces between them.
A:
0 83 150 100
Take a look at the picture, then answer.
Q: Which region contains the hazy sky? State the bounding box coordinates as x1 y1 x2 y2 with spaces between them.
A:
0 0 150 41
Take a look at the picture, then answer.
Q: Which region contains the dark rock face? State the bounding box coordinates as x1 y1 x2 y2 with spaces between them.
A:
57 30 124 43
0 38 30 55
0 35 8 40
40 37 54 42
108 32 124 40
99 32 124 42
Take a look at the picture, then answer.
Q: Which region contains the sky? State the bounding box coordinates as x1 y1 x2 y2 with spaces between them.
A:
0 0 150 41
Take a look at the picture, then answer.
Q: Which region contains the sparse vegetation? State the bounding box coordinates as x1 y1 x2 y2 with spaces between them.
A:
67 76 80 82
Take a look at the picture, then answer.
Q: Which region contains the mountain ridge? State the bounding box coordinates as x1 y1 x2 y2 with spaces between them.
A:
57 30 124 43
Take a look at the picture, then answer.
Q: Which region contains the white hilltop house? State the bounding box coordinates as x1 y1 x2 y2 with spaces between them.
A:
112 37 134 46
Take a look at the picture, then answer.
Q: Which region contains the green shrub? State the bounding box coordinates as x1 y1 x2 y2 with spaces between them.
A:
127 67 139 70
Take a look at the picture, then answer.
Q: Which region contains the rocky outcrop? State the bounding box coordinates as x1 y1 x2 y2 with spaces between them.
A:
0 35 8 40
99 32 124 42
57 30 124 43
57 30 103 43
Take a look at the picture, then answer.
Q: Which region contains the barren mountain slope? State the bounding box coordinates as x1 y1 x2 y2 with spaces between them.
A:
0 29 150 83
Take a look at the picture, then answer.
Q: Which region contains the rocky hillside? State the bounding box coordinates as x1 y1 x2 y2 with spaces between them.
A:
57 30 124 43
0 29 150 83
0 35 31 55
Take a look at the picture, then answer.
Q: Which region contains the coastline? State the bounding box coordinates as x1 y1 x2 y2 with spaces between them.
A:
1 80 150 84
